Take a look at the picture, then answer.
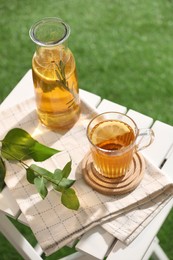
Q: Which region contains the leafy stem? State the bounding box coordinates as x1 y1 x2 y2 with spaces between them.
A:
0 128 80 210
55 60 78 108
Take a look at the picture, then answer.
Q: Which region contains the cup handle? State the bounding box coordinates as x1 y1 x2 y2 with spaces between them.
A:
136 128 154 151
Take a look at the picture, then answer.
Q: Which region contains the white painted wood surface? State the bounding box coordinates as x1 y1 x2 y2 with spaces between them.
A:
76 226 115 259
107 198 173 260
0 70 35 110
162 148 173 181
97 99 127 114
142 121 173 167
0 211 43 260
127 109 153 129
0 186 20 217
142 237 169 260
0 70 172 260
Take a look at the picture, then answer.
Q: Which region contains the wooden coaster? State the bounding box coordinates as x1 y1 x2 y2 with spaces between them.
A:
82 152 145 195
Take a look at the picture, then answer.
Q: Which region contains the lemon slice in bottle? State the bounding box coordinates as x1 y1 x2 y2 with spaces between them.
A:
33 46 72 82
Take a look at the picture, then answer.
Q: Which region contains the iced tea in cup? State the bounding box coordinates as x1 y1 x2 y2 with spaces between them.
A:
87 112 154 178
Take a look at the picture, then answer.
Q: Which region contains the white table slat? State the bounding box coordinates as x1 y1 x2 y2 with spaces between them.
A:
76 226 115 260
142 120 173 167
97 99 127 113
17 213 28 226
142 237 169 260
60 251 97 260
106 199 173 260
162 147 173 181
0 211 42 260
0 186 20 217
80 89 101 108
127 109 153 128
0 70 34 110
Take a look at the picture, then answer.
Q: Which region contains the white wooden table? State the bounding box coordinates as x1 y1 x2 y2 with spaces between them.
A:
0 70 173 260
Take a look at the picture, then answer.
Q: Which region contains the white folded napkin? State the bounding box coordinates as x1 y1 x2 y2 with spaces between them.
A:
0 97 172 256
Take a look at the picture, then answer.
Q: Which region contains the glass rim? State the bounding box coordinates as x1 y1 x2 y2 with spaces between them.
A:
29 17 70 47
87 111 139 154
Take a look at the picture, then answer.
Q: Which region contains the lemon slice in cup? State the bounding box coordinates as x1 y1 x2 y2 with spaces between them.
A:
90 120 131 146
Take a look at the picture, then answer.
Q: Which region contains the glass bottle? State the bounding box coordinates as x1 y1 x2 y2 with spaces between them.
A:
29 17 80 130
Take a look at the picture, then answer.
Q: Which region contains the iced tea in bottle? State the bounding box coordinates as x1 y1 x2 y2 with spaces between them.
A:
29 17 80 130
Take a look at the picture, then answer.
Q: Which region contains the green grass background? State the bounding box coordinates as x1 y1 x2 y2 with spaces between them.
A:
0 0 173 259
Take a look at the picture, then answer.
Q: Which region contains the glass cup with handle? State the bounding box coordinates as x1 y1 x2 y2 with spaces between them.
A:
87 112 154 178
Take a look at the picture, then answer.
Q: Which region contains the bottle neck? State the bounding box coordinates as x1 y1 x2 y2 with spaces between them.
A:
29 17 70 48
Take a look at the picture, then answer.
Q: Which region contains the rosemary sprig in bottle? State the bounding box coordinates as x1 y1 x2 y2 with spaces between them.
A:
55 60 78 108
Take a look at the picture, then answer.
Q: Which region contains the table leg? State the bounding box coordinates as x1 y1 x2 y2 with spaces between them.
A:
0 211 42 260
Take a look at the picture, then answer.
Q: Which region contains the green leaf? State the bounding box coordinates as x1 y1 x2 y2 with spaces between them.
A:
55 67 62 81
52 160 72 184
26 167 36 184
61 188 80 210
1 128 35 160
29 164 53 180
0 157 6 191
59 178 75 189
52 176 75 192
53 168 63 182
53 184 63 193
59 60 66 79
61 161 72 178
34 177 48 199
30 141 60 162
1 128 60 161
